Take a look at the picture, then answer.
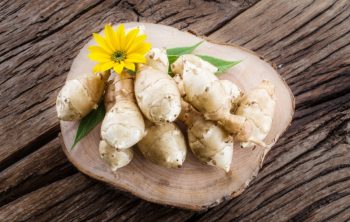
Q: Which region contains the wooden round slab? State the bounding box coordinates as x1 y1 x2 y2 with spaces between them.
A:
60 22 295 210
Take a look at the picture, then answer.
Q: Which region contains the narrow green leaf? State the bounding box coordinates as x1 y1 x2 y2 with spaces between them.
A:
197 55 241 73
71 102 106 149
166 41 203 57
168 55 179 65
167 55 179 76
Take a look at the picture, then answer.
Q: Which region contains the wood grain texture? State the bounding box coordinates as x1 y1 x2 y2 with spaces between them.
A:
1 0 349 221
0 138 76 206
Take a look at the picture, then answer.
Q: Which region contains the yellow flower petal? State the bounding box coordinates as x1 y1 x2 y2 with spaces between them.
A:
124 62 135 71
128 42 151 55
113 61 125 74
99 61 114 72
93 65 101 73
93 33 113 53
88 46 110 55
88 53 111 63
139 43 152 54
104 24 117 51
126 53 146 64
126 35 147 54
134 34 147 45
93 63 111 73
125 28 139 51
112 27 120 50
116 24 126 51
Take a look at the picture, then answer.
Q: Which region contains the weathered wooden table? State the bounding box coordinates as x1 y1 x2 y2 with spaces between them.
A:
1 1 349 221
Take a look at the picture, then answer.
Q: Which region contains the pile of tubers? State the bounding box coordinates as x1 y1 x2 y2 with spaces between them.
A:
57 48 276 172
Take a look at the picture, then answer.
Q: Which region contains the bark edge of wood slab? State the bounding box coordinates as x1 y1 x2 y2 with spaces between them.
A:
60 22 295 211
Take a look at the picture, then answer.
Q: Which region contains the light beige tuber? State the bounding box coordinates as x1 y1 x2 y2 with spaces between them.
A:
56 71 109 121
171 55 253 142
179 101 233 172
100 71 145 150
137 122 187 168
235 80 276 147
135 48 181 125
99 140 133 171
171 54 218 74
220 79 242 112
99 79 135 170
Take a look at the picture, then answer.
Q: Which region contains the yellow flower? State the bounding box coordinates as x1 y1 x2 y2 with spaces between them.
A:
88 24 151 74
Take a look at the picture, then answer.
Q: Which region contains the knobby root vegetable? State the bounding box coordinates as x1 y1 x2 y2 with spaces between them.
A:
171 55 253 142
99 79 135 170
134 48 181 125
100 71 146 150
171 54 218 74
56 71 109 121
179 101 233 172
99 140 133 171
171 55 251 140
235 80 276 148
220 79 242 112
137 122 187 168
145 47 169 74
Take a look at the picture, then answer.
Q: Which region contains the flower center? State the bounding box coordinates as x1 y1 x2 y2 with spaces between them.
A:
111 50 126 62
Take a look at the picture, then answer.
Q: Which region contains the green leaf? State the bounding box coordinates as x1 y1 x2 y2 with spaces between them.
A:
71 102 106 149
197 55 241 73
168 55 179 65
167 55 179 76
166 41 203 57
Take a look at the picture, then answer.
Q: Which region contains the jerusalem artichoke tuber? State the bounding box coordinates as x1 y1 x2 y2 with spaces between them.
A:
56 71 109 121
137 122 187 168
99 140 133 171
171 54 218 74
135 48 181 124
220 79 242 112
171 55 253 142
179 101 233 172
144 47 169 74
98 78 136 170
235 80 276 148
100 71 145 150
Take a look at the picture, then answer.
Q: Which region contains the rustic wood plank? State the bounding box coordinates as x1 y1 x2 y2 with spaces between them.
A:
31 186 194 222
0 138 76 206
27 182 133 222
0 0 259 174
1 0 349 221
0 174 93 221
128 0 260 35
